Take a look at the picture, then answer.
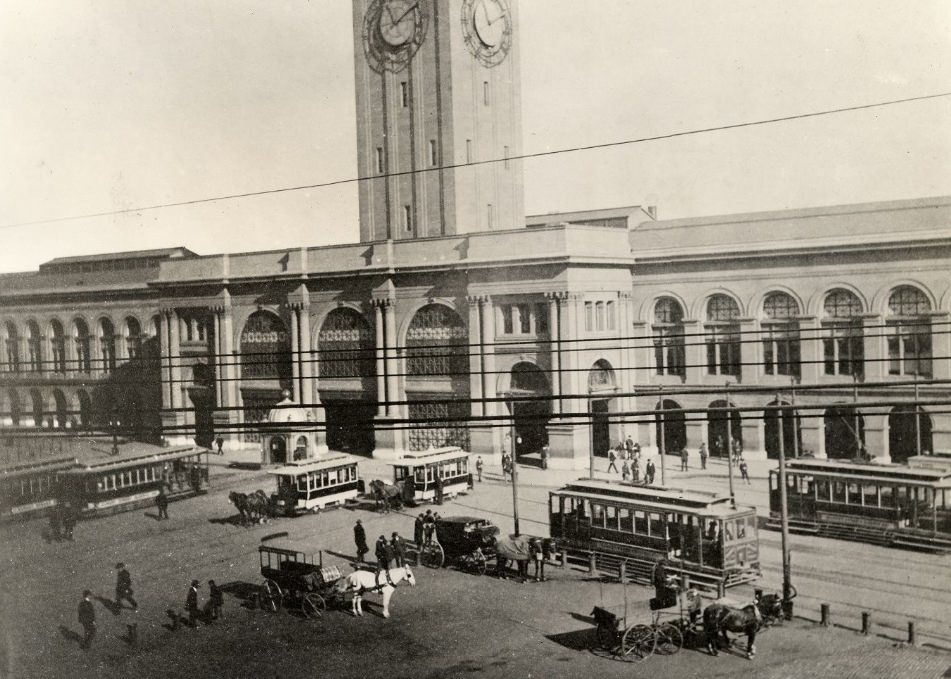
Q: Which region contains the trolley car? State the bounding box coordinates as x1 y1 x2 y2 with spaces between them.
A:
768 456 951 551
390 447 471 503
0 456 75 520
549 479 760 595
267 453 361 516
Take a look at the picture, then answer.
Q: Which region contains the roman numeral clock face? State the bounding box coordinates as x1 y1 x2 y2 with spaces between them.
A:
461 0 513 67
363 0 429 73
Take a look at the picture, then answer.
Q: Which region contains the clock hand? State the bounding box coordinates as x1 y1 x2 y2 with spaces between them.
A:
395 2 419 24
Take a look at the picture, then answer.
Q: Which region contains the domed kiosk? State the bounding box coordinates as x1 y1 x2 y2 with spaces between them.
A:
259 391 327 465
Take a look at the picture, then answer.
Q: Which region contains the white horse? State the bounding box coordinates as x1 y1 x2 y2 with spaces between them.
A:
337 566 416 619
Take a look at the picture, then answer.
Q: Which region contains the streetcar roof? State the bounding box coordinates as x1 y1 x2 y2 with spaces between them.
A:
390 447 469 466
267 453 360 475
551 479 754 515
0 456 76 479
780 458 951 485
58 441 207 474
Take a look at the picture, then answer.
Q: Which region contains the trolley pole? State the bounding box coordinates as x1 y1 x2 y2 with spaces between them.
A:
724 383 736 508
776 392 794 619
657 391 666 486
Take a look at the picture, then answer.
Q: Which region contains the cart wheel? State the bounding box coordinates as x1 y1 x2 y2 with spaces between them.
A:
302 593 326 619
259 579 283 613
621 624 655 661
420 542 445 569
654 623 683 655
595 623 616 651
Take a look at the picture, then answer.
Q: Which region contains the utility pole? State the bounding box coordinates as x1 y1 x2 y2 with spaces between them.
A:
914 372 922 456
790 377 799 458
657 391 666 486
776 391 794 619
724 382 735 508
508 395 521 537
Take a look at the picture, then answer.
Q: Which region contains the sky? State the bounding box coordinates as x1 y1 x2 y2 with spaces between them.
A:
1 1 949 273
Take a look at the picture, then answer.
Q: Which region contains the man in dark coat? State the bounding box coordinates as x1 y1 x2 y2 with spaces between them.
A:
390 532 405 567
354 519 368 562
645 459 656 485
414 514 424 546
155 491 169 520
434 474 444 505
114 562 138 612
206 580 223 620
185 580 200 627
214 435 224 455
78 590 96 650
61 502 77 540
375 535 391 574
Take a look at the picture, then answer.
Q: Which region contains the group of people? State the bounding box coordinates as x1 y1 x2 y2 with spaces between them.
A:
355 518 412 573
47 502 79 542
75 562 224 651
606 436 656 485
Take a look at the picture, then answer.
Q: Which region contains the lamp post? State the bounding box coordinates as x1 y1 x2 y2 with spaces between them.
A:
656 391 666 486
110 406 121 456
504 390 531 537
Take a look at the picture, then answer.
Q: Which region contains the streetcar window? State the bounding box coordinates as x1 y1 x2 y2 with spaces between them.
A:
619 507 633 532
736 519 746 539
648 512 663 538
862 484 878 507
592 503 605 528
606 505 618 529
634 510 647 534
879 485 894 506
832 481 846 503
815 479 829 500
847 483 860 505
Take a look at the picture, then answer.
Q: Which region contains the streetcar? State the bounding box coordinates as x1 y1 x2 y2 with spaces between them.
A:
267 453 361 515
390 447 471 503
0 456 75 520
549 479 760 595
768 456 951 551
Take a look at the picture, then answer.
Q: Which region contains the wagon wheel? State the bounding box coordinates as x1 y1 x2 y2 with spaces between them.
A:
620 624 655 661
654 622 683 655
420 542 445 569
474 558 487 576
595 623 617 651
302 593 326 620
258 579 283 613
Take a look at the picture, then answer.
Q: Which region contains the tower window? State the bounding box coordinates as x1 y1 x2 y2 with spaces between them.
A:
400 81 408 107
403 205 412 232
376 147 384 174
429 140 437 167
483 81 490 106
466 140 472 164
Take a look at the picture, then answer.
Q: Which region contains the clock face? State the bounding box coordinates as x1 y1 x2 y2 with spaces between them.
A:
363 0 428 74
461 0 512 67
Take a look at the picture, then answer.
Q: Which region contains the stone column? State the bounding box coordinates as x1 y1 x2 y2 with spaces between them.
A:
466 296 484 418
682 320 705 384
559 294 581 414
864 411 889 461
929 311 950 381
546 293 562 415
738 318 760 385
299 304 314 406
797 317 821 384
159 311 172 409
384 300 399 418
169 310 183 410
862 314 885 382
481 296 497 415
290 307 301 402
213 310 223 407
221 293 238 416
374 302 386 416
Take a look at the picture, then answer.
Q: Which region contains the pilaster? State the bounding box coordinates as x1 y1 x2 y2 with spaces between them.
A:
738 318 759 385
466 296 484 418
862 314 885 382
682 319 704 384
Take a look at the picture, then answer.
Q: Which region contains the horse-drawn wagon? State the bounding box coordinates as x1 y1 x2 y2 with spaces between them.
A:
419 515 499 572
257 544 344 618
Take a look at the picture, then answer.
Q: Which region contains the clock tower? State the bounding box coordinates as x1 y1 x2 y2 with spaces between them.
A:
353 0 525 242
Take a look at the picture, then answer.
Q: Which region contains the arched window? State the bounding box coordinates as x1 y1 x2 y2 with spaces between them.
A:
73 319 91 373
887 286 932 377
100 318 117 373
762 292 801 378
2 322 19 373
822 290 863 377
49 320 67 375
125 317 142 360
705 295 741 377
652 297 685 377
406 304 467 377
26 321 42 373
318 308 374 379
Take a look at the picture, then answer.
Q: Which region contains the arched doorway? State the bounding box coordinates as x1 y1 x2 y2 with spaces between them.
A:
655 399 687 453
405 304 470 451
268 435 287 464
764 400 802 459
504 362 552 462
52 389 68 429
239 311 292 443
707 400 742 457
888 405 932 463
824 406 865 459
318 307 376 455
589 360 617 458
30 389 44 427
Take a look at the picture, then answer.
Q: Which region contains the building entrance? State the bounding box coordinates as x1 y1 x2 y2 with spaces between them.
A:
591 399 611 457
324 400 376 456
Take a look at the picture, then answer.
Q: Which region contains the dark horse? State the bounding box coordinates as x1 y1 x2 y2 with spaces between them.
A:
703 594 782 659
368 480 402 513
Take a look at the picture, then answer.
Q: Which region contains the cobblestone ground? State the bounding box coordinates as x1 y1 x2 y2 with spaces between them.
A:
0 458 948 679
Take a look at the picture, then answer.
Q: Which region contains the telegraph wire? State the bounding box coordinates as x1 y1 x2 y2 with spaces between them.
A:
1 91 950 230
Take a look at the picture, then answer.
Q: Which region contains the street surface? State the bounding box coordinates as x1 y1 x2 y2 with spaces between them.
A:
0 455 949 679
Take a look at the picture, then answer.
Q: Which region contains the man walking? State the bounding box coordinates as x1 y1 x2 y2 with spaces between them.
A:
680 448 689 472
114 562 138 612
607 447 618 474
699 443 708 470
475 456 483 482
621 459 630 482
414 513 425 546
214 435 224 455
185 580 200 628
78 590 96 650
645 458 655 485
624 435 635 459
155 490 169 520
739 458 751 484
434 473 444 505
354 519 368 562
390 532 405 567
632 457 640 484
207 580 223 621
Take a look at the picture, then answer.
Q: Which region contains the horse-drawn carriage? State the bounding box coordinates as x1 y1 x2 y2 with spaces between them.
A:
257 544 345 618
419 516 499 572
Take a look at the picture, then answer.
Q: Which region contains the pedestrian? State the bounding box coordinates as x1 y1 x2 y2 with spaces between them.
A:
414 513 424 546
645 458 655 485
739 457 751 484
114 562 138 612
375 535 391 574
714 435 725 458
699 443 708 470
207 580 223 621
391 532 405 567
354 519 368 562
78 590 96 650
540 538 553 581
624 435 634 459
632 457 640 484
214 435 224 455
185 580 200 628
607 448 618 473
434 473 444 505
529 538 543 582
621 459 630 482
633 441 641 460
540 444 549 470
680 448 689 472
155 490 169 520
61 502 77 540
475 456 484 482
732 438 743 466
48 504 62 542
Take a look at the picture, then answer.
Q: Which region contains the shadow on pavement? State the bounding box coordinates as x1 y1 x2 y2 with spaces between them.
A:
546 628 594 652
58 626 83 647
